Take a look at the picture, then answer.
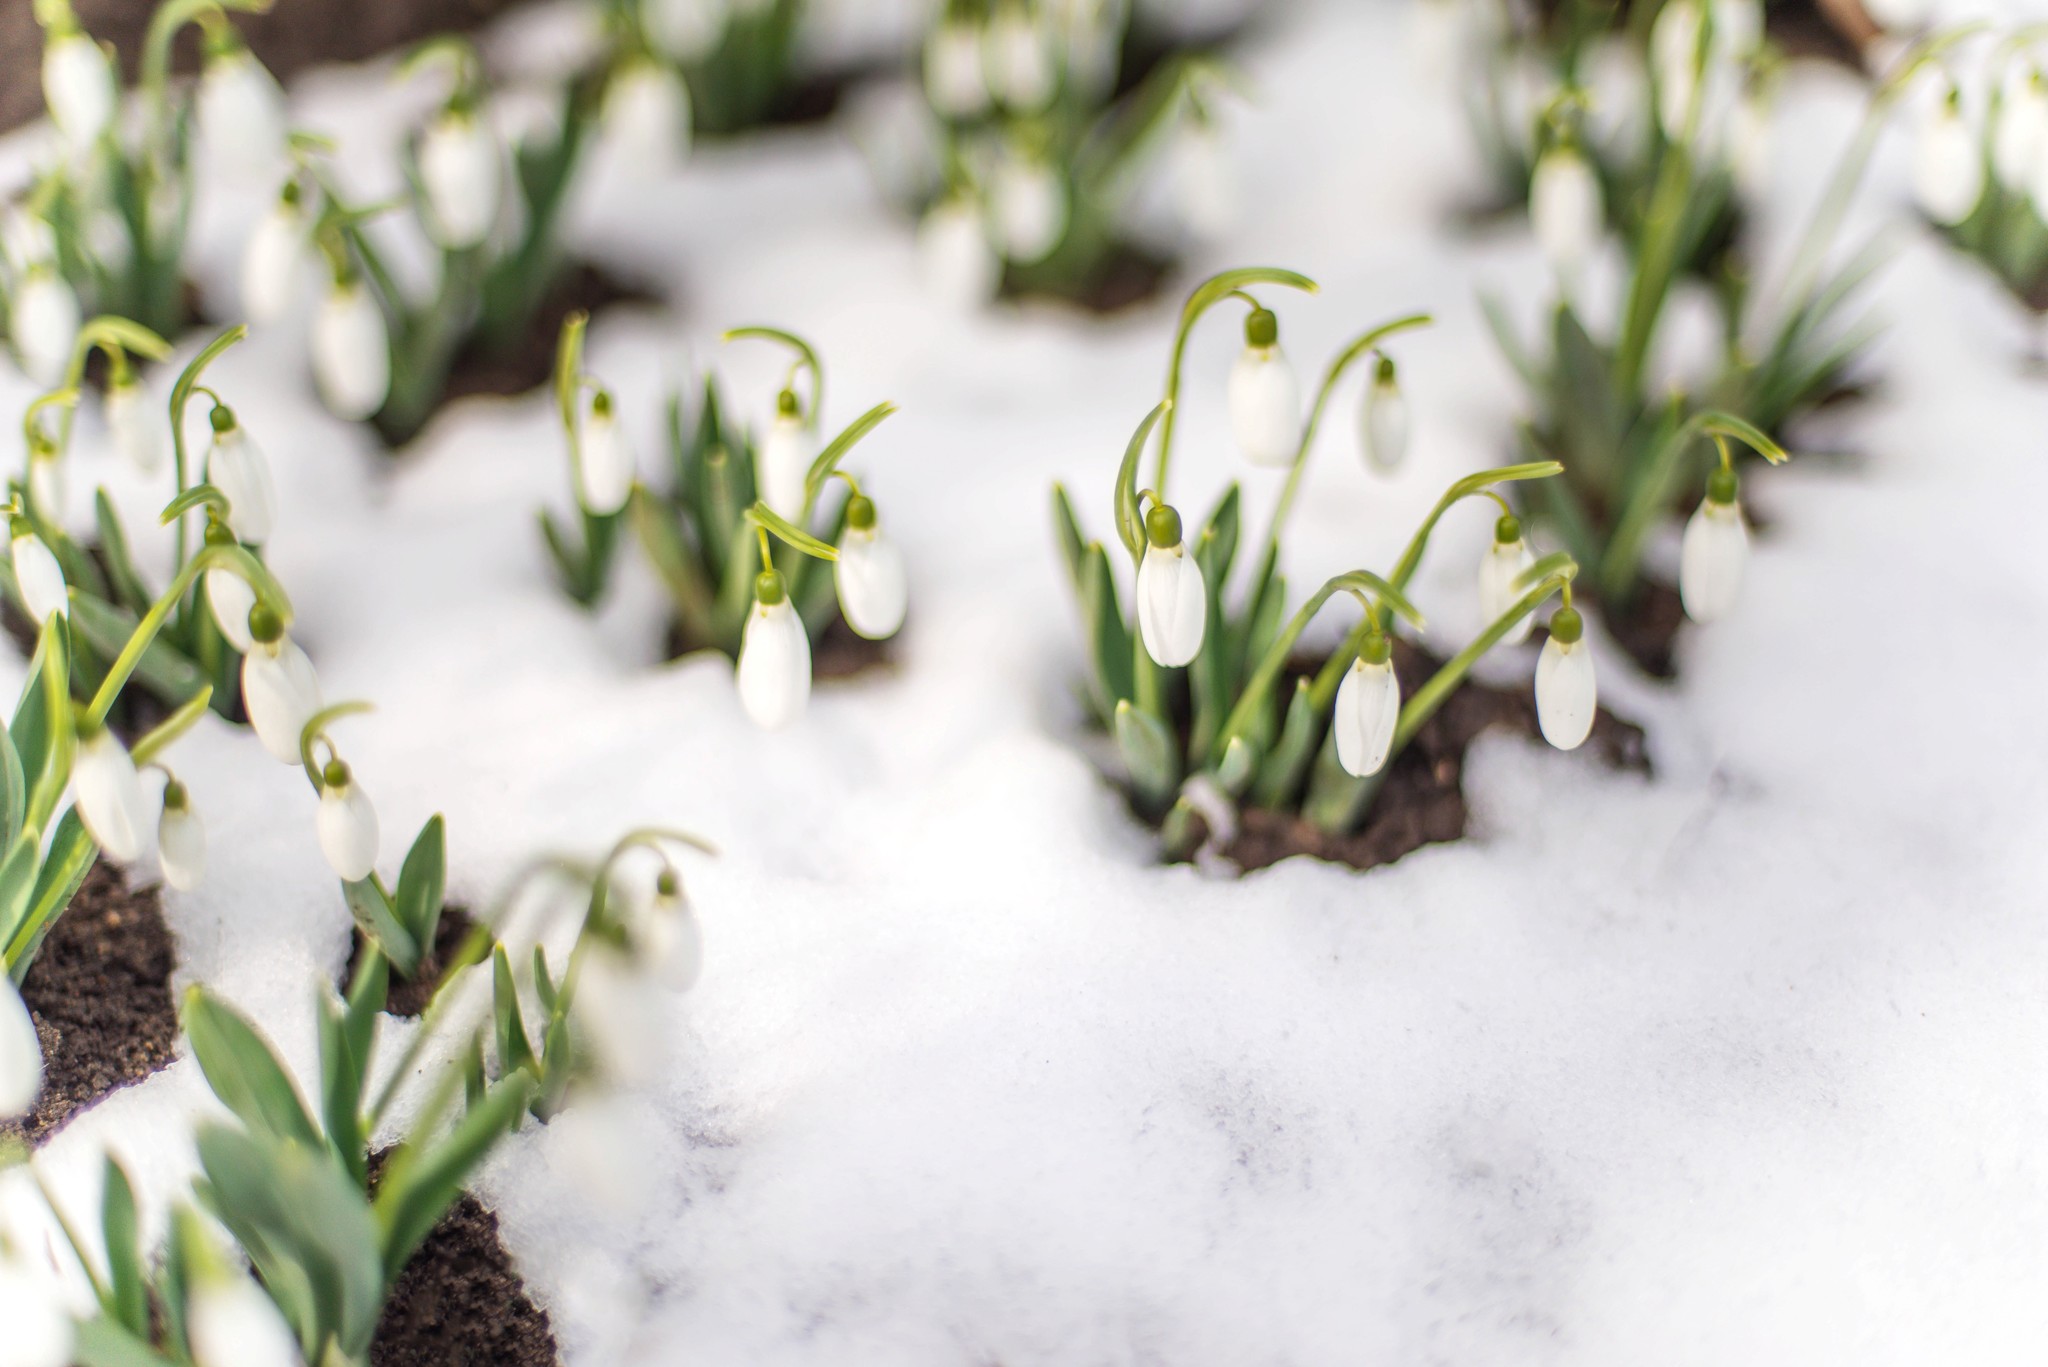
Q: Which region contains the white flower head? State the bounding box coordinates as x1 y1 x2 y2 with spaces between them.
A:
1333 643 1400 779
158 777 206 892
242 612 322 765
0 973 43 1122
242 187 309 325
1678 471 1750 622
1134 504 1206 668
1478 515 1538 647
645 0 731 64
74 723 150 863
1535 606 1597 751
105 370 165 474
202 519 258 653
1531 140 1603 280
757 391 811 521
835 499 907 641
735 572 811 730
42 27 116 154
1 209 57 276
1997 70 2048 191
924 19 991 118
918 196 1000 310
311 277 391 421
188 1274 302 1367
205 408 277 546
418 105 502 250
317 759 379 883
197 40 286 177
12 270 81 389
11 520 67 624
640 867 703 992
576 389 635 516
604 59 692 166
1360 355 1409 474
1914 84 1983 226
1228 307 1301 468
991 155 1069 264
986 6 1057 111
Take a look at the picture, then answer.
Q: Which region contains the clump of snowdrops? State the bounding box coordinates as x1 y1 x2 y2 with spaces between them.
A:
4 0 285 382
627 0 811 135
543 317 908 731
1054 268 1599 861
906 0 1238 308
0 828 709 1365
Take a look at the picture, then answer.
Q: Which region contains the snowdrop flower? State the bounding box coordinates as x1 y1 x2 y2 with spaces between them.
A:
74 723 150 863
197 40 286 176
576 390 635 515
10 520 67 624
42 26 116 154
1 209 56 276
1531 141 1603 280
1914 86 1983 225
205 407 276 545
311 277 391 421
241 188 308 324
1228 307 1301 468
1478 514 1537 646
1172 119 1236 238
757 391 811 520
1333 635 1399 779
242 608 322 765
640 868 703 991
1359 356 1408 474
1995 71 2048 190
573 942 666 1085
201 520 257 653
1535 605 1596 750
735 570 810 730
0 974 41 1120
924 18 991 118
991 155 1069 264
188 1274 302 1367
418 107 501 250
986 6 1057 111
1730 82 1772 198
316 760 378 883
25 442 64 523
157 777 205 892
1679 467 1749 622
835 497 907 640
644 0 730 63
1650 0 1705 135
604 59 692 166
11 270 81 388
1134 503 1205 667
918 196 1001 309
1584 38 1649 155
105 370 164 474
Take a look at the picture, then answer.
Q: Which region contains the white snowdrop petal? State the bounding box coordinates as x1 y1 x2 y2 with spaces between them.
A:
604 62 692 166
1994 82 2047 189
574 944 666 1085
1479 538 1537 646
1361 376 1409 474
1679 497 1749 622
0 976 43 1121
924 23 991 118
419 112 501 249
317 780 379 883
43 32 115 152
645 0 731 63
1136 543 1207 667
158 802 206 892
74 730 150 863
1531 147 1603 278
1229 348 1301 468
1536 636 1598 750
643 894 704 992
13 274 81 389
735 598 811 730
106 382 164 473
207 428 277 545
12 534 68 623
242 203 307 324
1914 99 1983 225
198 50 286 176
207 568 257 653
987 11 1056 110
1334 658 1401 778
311 283 391 421
27 454 64 525
835 527 908 640
577 406 636 515
992 160 1069 264
758 415 811 521
1650 0 1701 137
243 638 323 765
189 1277 302 1367
918 200 1000 310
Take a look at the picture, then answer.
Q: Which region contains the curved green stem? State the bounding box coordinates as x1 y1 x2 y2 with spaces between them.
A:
1387 460 1564 593
129 685 214 767
799 401 898 519
1155 267 1318 494
84 543 288 728
168 326 248 575
1599 409 1782 598
297 700 375 787
723 326 825 428
747 503 837 561
1112 400 1172 561
1392 564 1577 753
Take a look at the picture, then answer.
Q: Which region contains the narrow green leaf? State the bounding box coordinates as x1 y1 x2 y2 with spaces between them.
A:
6 812 95 978
1114 700 1179 811
71 1316 175 1367
92 492 154 617
393 816 447 951
374 1072 535 1280
342 877 421 980
182 988 323 1148
0 722 23 854
100 1156 149 1337
492 946 535 1078
318 993 368 1189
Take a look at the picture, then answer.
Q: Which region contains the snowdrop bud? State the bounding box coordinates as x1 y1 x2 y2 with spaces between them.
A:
188 1275 302 1367
157 778 205 892
1914 88 1983 225
311 278 390 421
1 209 56 275
577 391 635 515
735 571 811 730
642 868 703 991
26 444 64 523
11 521 67 623
1229 309 1301 468
835 499 907 640
758 392 811 520
991 156 1069 264
42 28 116 153
1535 606 1596 750
12 271 81 388
1679 468 1749 622
918 197 1001 309
1478 515 1538 646
241 189 307 325
1360 356 1409 474
242 613 322 765
1531 143 1603 279
74 724 150 863
0 974 41 1121
1650 0 1701 137
1333 635 1400 778
644 0 730 63
924 20 991 118
418 108 501 249
105 372 164 473
1172 119 1236 238
206 409 276 545
604 59 692 166
197 42 286 176
317 760 378 883
986 7 1057 111
1135 504 1206 667
1994 73 2048 189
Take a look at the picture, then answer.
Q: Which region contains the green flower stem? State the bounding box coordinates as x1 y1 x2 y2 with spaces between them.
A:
1154 268 1318 495
168 326 248 576
1598 409 1782 599
297 701 375 789
723 326 825 428
130 685 214 767
746 503 837 561
142 0 274 166
798 401 898 521
1387 460 1563 594
84 543 287 729
1391 565 1576 753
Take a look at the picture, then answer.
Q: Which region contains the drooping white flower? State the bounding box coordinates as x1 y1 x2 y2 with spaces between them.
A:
311 279 391 421
1535 611 1597 751
417 108 501 250
316 761 379 883
1531 143 1603 279
735 577 811 730
74 726 150 863
1583 38 1649 155
1333 651 1400 778
603 59 692 166
644 0 731 63
640 871 703 991
924 20 991 118
12 271 81 388
757 396 811 520
1 209 56 276
26 445 64 523
576 391 635 515
197 44 286 177
918 197 1000 309
0 975 42 1122
42 28 116 154
1995 72 2048 190
11 526 67 623
1914 88 1983 225
206 413 276 545
1360 357 1409 474
986 7 1057 111
207 564 257 653
991 156 1069 264
242 630 323 765
241 192 308 325
1228 310 1301 468
1679 488 1750 622
158 780 206 892
1134 507 1206 667
573 942 666 1085
1650 0 1704 136
1730 83 1772 199
1172 119 1236 238
835 509 907 640
105 374 164 473
188 1275 303 1367
1478 522 1538 646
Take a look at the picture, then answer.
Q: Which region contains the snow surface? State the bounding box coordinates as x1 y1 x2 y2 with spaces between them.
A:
6 0 2048 1363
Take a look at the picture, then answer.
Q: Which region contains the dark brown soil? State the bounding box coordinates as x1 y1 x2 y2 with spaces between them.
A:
340 906 480 1020
1 862 177 1147
368 1154 560 1367
1004 242 1175 317
1595 579 1687 681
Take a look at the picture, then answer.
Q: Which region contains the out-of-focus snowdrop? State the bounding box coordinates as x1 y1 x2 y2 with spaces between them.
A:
10 521 67 626
104 363 164 474
0 974 43 1121
1679 465 1750 621
986 5 1059 111
1478 514 1537 647
41 22 116 156
197 33 287 178
735 570 812 730
991 153 1070 264
1863 0 1934 33
926 15 993 117
1995 68 2048 189
1914 84 1983 225
835 495 909 640
418 105 503 250
10 270 81 389
241 186 310 325
603 58 693 166
1359 356 1409 474
310 276 392 421
25 441 64 524
919 196 1002 309
1228 307 1301 468
1583 38 1649 156
1171 116 1236 238
1530 139 1603 281
644 0 732 64
575 389 636 516
188 1273 303 1367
